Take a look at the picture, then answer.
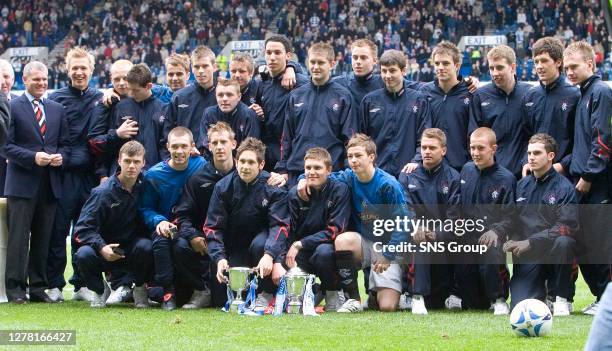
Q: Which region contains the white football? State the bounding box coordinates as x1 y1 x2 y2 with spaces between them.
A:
510 299 553 337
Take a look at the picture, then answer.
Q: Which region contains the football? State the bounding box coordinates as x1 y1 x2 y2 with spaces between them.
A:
510 299 553 337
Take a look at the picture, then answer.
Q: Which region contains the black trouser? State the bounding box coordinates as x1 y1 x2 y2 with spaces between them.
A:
454 235 509 309
74 238 153 295
210 231 277 307
47 170 95 291
408 249 454 309
5 172 57 300
289 243 337 291
173 237 213 292
510 236 576 308
575 178 611 301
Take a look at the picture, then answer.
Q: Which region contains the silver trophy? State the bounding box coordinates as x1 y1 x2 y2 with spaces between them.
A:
227 267 252 312
285 267 312 314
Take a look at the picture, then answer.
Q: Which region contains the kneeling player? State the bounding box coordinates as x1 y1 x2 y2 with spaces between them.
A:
205 138 289 312
74 141 152 308
504 134 578 316
399 128 461 314
283 147 351 311
298 134 411 312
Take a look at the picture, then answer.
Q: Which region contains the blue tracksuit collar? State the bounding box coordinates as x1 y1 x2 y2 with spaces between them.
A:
355 71 375 83
539 74 565 93
195 82 215 95
434 76 465 95
68 84 90 96
423 162 444 176
309 180 330 198
311 79 332 92
109 173 143 194
384 84 405 99
493 76 519 97
579 74 600 95
532 166 556 184
217 104 240 118
477 162 499 176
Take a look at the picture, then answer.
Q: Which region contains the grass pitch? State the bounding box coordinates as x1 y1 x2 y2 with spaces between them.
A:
0 271 595 351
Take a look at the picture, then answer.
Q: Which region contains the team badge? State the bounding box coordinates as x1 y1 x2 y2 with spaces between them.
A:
250 97 256 104
561 102 568 111
440 181 449 195
491 190 499 200
261 198 269 207
412 105 418 113
463 97 470 105
159 115 165 123
332 103 340 112
327 200 334 209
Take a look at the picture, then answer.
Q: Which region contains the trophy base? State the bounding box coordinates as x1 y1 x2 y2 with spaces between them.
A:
230 300 244 313
287 302 302 314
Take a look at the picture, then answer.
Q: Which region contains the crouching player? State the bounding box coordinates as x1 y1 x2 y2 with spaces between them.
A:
205 138 289 312
283 147 351 311
504 133 578 315
298 134 411 312
74 141 152 308
399 128 461 314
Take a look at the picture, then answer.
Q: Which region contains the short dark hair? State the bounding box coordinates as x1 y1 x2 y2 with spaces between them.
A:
265 35 292 53
529 133 557 154
127 63 152 87
236 137 266 163
379 50 406 70
532 37 564 72
119 140 145 158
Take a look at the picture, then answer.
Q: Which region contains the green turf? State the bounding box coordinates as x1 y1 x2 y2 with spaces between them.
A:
0 247 597 350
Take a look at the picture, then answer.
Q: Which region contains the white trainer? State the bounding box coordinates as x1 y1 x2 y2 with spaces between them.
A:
445 294 462 310
337 298 364 313
324 290 345 312
106 285 133 305
46 288 64 302
583 301 599 316
492 298 510 315
411 295 428 315
398 293 412 311
90 292 106 308
553 296 570 316
72 287 94 302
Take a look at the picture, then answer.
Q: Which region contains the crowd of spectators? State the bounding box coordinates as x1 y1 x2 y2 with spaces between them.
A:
1 0 612 88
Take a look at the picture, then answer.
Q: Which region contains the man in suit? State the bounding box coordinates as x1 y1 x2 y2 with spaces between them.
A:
4 61 68 303
0 58 17 195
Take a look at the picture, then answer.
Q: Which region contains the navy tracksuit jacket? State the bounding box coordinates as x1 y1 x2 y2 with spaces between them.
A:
399 161 461 303
469 81 531 176
164 82 217 143
259 72 309 171
73 175 152 294
421 79 472 170
286 178 351 290
197 103 262 152
522 75 580 171
276 80 358 175
110 96 165 173
511 167 578 306
360 85 432 177
47 85 103 290
204 170 289 264
88 92 124 179
457 161 516 308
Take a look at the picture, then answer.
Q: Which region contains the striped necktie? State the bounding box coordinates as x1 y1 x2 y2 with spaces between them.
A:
32 98 46 136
